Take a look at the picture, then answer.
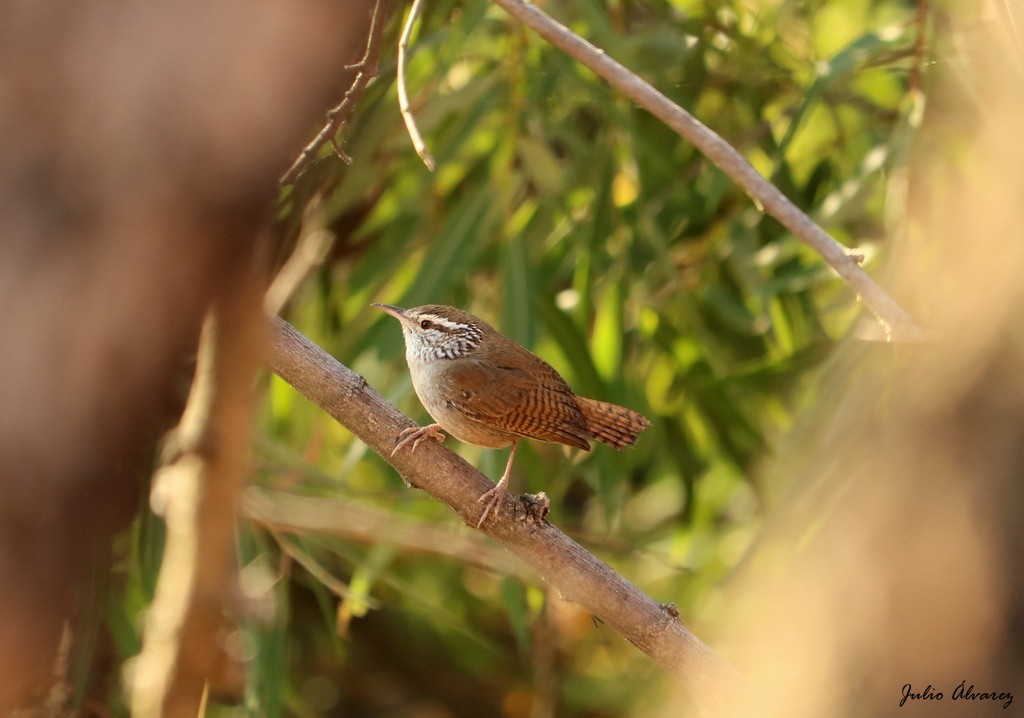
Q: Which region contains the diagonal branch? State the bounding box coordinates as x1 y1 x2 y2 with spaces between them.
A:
490 0 921 341
266 316 744 717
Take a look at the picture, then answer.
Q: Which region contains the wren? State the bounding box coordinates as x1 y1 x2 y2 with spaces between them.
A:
374 304 649 527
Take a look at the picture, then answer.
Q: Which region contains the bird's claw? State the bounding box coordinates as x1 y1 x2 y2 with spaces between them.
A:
476 484 507 528
391 424 445 457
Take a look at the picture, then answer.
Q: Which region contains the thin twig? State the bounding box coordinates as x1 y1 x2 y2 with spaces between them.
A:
280 0 387 185
397 0 436 171
489 0 921 340
269 529 374 606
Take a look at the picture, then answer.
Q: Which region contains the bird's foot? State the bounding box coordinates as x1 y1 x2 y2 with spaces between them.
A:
477 471 512 528
476 483 507 528
391 423 445 457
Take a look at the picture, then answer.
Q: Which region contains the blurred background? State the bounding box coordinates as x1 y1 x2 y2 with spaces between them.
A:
7 0 1022 716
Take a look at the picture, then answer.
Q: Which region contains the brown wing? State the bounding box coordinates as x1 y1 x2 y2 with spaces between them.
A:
443 357 592 450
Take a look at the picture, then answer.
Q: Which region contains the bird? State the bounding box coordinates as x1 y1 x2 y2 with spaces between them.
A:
373 303 650 527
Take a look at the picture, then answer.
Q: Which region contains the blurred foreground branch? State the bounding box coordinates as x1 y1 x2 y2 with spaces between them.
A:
490 0 920 340
267 316 743 717
132 277 266 716
0 0 377 709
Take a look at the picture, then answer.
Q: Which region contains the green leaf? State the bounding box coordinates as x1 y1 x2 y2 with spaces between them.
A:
499 577 531 660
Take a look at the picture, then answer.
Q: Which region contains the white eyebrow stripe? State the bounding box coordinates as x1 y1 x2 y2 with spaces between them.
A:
423 315 470 332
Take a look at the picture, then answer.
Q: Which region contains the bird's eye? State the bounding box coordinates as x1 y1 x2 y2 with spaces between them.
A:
419 319 433 330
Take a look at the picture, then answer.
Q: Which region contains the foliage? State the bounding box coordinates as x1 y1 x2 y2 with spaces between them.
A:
95 0 922 715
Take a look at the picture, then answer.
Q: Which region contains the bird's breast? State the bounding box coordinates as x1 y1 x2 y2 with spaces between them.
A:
407 357 516 448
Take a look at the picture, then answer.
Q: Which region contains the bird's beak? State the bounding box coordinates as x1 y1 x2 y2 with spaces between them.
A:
371 303 407 322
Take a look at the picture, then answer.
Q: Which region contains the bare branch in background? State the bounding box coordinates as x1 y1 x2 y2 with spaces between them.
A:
489 0 921 340
280 0 389 185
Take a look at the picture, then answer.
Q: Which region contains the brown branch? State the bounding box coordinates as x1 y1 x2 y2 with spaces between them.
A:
489 0 921 341
280 0 389 186
266 316 744 717
131 277 266 716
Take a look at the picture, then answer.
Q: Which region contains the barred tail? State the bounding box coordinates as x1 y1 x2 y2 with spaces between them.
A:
575 397 650 450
